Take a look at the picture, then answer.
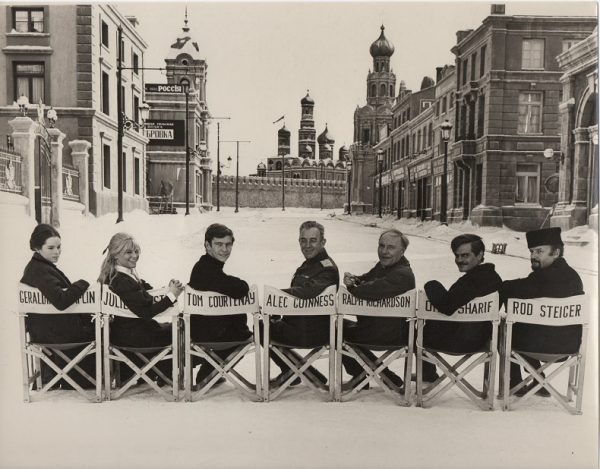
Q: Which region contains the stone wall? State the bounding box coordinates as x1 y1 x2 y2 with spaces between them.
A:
213 175 346 209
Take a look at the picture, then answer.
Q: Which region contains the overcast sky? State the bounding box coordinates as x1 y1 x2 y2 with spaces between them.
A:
118 1 597 176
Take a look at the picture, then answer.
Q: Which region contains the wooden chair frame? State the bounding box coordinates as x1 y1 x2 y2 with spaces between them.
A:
334 287 416 405
101 286 180 402
416 291 500 410
17 283 103 403
502 296 589 415
262 285 337 402
182 285 262 402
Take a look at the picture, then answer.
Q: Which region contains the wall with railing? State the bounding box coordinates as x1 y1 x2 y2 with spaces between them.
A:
0 144 23 194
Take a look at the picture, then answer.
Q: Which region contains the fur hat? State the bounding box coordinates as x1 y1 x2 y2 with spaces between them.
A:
526 227 563 248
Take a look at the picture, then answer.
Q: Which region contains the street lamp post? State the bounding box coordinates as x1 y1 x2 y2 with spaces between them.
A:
377 149 384 218
179 77 191 215
346 160 352 215
220 139 250 213
319 160 325 210
440 119 453 225
281 151 285 211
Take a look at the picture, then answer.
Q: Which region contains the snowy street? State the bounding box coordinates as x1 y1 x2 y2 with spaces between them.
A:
0 207 597 469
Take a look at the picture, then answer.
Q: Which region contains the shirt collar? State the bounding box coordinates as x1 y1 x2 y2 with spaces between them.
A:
115 265 140 282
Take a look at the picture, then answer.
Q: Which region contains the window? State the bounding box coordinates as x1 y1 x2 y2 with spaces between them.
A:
380 84 387 97
101 20 109 48
132 51 139 74
522 39 544 70
13 8 44 33
515 164 539 203
122 152 127 193
14 62 44 102
103 145 111 189
470 52 477 81
480 45 487 77
135 157 140 195
562 39 580 52
449 92 454 109
133 95 140 123
101 71 110 114
370 84 376 97
462 59 468 85
518 92 543 134
441 96 447 115
389 85 394 97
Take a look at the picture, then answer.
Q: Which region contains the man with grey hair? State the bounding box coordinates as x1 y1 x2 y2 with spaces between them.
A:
342 228 414 389
268 220 340 387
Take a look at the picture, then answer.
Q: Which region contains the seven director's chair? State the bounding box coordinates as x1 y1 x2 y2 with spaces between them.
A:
101 286 180 401
262 285 337 401
416 291 500 410
182 285 262 402
502 296 589 414
335 286 416 405
17 283 102 403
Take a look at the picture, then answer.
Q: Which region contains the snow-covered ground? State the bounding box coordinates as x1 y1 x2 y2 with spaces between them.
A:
0 206 597 469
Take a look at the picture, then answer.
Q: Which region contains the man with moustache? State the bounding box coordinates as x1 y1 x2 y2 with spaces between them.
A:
420 234 502 382
189 223 252 386
500 227 584 396
268 220 339 387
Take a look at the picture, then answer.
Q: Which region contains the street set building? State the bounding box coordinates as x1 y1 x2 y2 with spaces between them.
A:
352 4 597 231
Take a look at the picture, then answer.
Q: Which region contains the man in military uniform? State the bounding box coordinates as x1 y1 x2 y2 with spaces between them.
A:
500 227 584 395
269 220 339 386
421 234 502 382
342 229 414 389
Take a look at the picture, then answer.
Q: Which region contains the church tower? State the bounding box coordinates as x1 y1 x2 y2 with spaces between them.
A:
277 124 291 156
317 124 335 160
298 91 317 159
353 25 396 146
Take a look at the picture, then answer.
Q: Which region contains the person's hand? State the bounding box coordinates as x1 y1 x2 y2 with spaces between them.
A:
169 279 184 297
344 272 358 288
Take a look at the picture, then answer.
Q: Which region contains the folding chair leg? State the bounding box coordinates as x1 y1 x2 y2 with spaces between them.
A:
103 319 112 400
253 313 263 401
19 318 31 403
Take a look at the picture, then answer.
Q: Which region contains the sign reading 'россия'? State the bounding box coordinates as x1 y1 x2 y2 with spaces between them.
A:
145 83 185 93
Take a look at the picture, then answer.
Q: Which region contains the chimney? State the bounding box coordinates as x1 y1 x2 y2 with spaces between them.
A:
491 4 505 15
125 16 139 27
456 29 473 43
436 67 443 83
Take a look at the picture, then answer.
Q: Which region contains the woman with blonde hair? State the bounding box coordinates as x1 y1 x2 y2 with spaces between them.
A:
99 233 184 378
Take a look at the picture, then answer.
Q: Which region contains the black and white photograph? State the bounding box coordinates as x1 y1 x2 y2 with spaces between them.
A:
0 1 598 468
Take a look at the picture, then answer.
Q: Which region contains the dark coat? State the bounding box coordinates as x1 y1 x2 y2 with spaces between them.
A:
272 248 339 347
345 256 416 346
20 253 93 343
188 253 251 342
423 263 502 352
499 257 584 354
108 272 174 347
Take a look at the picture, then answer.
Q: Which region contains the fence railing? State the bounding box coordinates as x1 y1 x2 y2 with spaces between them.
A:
62 165 80 202
0 148 23 194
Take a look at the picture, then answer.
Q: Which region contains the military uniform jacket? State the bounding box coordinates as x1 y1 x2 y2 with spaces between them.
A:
499 257 584 354
346 256 415 345
21 252 93 343
188 253 251 341
280 249 339 344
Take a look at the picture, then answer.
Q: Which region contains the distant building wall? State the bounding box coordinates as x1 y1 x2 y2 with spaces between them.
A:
213 175 346 209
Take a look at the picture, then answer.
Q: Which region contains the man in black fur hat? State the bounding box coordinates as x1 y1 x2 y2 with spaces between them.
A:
499 227 584 396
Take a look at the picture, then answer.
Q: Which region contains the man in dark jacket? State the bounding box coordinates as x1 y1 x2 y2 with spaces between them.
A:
499 227 584 393
421 234 503 381
189 223 252 385
342 229 415 388
268 220 339 386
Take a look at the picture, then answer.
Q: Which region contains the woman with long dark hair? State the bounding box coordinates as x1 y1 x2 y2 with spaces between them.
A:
21 223 95 388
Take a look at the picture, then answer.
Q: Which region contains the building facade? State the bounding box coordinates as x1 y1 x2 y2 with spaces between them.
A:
0 4 150 216
552 28 598 230
144 15 213 211
366 6 596 230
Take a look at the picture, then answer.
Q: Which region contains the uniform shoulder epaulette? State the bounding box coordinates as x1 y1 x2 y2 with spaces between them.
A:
320 259 334 268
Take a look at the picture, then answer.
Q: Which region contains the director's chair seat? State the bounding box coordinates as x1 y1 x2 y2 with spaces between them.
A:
101 286 180 402
183 285 262 402
262 285 337 402
416 291 500 410
502 296 588 415
17 283 103 403
335 287 416 405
